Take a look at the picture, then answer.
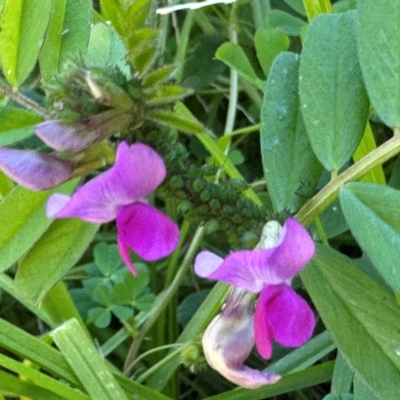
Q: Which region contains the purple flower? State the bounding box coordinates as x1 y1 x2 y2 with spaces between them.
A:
0 147 72 191
195 218 315 360
203 287 281 389
47 142 179 275
35 110 132 154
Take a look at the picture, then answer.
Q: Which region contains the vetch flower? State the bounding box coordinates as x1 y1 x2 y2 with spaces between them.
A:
203 287 281 389
0 147 73 191
47 142 179 275
35 110 132 153
195 218 315 361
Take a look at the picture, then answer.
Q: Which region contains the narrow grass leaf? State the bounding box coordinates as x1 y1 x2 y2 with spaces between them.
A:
51 318 128 400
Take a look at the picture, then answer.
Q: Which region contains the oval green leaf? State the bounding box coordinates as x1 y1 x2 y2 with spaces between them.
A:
299 12 369 171
302 244 400 399
358 0 400 127
261 52 322 212
340 181 400 293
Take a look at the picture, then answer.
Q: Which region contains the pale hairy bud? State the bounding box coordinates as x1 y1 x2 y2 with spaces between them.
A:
202 287 281 389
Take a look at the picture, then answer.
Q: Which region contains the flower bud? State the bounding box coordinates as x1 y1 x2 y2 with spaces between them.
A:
202 287 281 389
0 148 72 191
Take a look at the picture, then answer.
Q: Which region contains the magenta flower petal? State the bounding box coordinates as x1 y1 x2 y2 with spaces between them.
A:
254 284 315 358
117 236 138 276
265 218 315 282
197 250 275 292
117 202 179 262
47 142 167 223
0 148 72 191
35 120 97 152
254 288 274 359
106 142 166 204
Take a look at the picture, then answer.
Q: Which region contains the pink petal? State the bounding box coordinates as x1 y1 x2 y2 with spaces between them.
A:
0 148 72 191
117 236 137 276
47 142 166 223
116 202 179 262
194 251 224 277
255 284 315 356
201 250 273 292
35 120 97 152
254 288 274 359
265 218 315 281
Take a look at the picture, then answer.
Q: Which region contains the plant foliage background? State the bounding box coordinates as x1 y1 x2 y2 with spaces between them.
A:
0 0 399 399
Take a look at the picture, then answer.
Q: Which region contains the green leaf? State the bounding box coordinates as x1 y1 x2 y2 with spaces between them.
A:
299 12 369 171
0 353 89 400
331 352 354 394
99 0 125 38
85 23 112 66
93 242 123 277
358 0 400 127
254 27 290 77
282 0 306 15
323 395 353 400
0 171 13 199
142 65 175 88
39 0 91 83
0 107 42 146
0 369 63 400
111 305 133 320
112 263 149 303
16 218 98 303
215 42 263 88
0 0 51 88
353 374 380 400
340 182 400 292
146 85 191 106
269 10 307 36
261 52 322 212
0 317 81 387
88 307 112 328
50 318 128 400
0 179 77 273
301 244 400 399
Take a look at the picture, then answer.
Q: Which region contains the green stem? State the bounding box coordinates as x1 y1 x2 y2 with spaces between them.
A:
296 133 400 226
123 225 205 374
127 344 184 374
136 348 183 383
0 79 53 119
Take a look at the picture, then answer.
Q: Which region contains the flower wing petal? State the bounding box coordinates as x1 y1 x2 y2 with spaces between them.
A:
200 250 269 292
266 218 315 281
254 287 274 359
117 202 179 261
261 284 315 348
